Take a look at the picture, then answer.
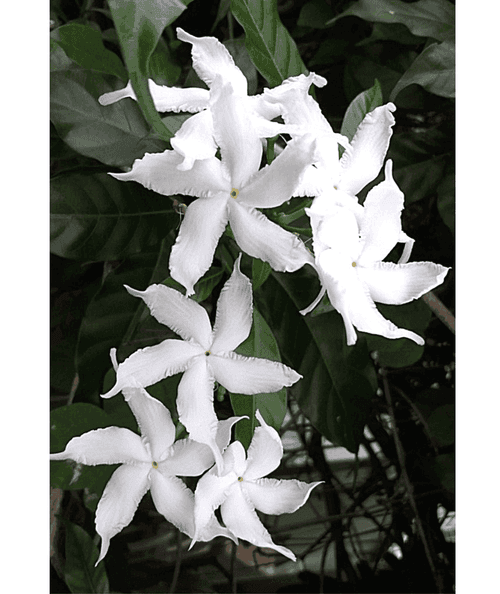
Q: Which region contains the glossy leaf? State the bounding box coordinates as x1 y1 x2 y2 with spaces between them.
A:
107 0 194 141
50 43 168 168
50 172 178 261
390 37 455 100
50 404 115 493
252 258 272 291
340 79 383 143
297 0 335 29
55 23 127 81
74 241 173 404
232 308 287 449
231 0 307 87
328 0 455 42
64 522 110 593
256 269 377 453
148 36 182 86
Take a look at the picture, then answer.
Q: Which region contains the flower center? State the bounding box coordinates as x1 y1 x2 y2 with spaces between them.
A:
205 350 211 356
230 188 239 199
352 261 357 268
237 476 244 482
152 461 158 469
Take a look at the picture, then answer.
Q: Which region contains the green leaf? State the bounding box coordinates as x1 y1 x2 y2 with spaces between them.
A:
51 43 168 167
365 299 432 368
148 36 182 86
252 258 272 291
328 0 455 42
50 172 178 261
74 242 173 404
224 37 258 95
357 22 428 46
55 23 128 81
232 308 287 449
163 265 225 302
107 0 194 141
50 404 115 492
390 37 455 100
297 0 334 29
340 79 383 142
256 269 377 453
64 522 110 593
231 0 307 87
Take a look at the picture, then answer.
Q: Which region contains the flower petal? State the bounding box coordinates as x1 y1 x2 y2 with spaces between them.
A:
243 477 322 515
176 358 222 472
243 410 283 481
339 103 396 196
150 472 196 537
169 194 230 296
95 464 150 564
177 28 247 96
192 467 238 544
125 389 176 462
228 201 314 273
358 261 450 305
170 110 217 170
109 151 227 198
160 438 215 476
358 160 405 266
215 416 249 453
50 427 149 465
238 136 317 209
124 283 213 349
209 352 301 395
210 79 262 188
221 485 297 561
211 255 253 353
98 79 209 112
101 340 202 398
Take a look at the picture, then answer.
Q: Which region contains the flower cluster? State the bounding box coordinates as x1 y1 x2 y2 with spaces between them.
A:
51 27 449 564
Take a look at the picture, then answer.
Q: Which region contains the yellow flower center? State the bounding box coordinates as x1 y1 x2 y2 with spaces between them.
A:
237 476 244 482
352 262 357 268
230 188 239 199
152 461 158 469
205 350 211 356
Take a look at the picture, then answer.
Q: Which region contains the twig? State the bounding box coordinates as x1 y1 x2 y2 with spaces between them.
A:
422 291 455 334
381 371 444 593
168 530 183 594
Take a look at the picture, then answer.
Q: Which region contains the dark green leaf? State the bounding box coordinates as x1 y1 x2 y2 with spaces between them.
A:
75 241 173 404
224 37 258 95
297 0 334 29
390 37 455 100
64 522 110 593
252 259 272 291
55 23 127 81
107 0 194 141
50 404 115 493
357 22 428 47
437 170 455 235
163 266 225 302
340 79 383 142
256 269 377 453
231 0 307 87
50 172 178 261
51 44 168 167
232 308 287 448
328 0 455 42
365 299 432 368
148 36 182 86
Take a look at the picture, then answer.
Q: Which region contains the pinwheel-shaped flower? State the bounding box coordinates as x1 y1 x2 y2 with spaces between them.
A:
101 256 302 472
302 161 449 345
192 410 322 561
50 377 241 564
109 78 316 295
99 28 287 170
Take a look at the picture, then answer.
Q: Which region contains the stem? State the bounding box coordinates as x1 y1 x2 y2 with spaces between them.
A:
168 530 183 594
422 291 455 334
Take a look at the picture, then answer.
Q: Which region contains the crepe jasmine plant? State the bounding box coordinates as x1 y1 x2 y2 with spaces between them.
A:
302 160 449 345
50 376 243 565
192 410 323 561
108 78 316 296
101 256 302 473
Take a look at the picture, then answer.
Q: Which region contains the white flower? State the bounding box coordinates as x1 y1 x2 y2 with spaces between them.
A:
50 378 241 564
98 28 287 170
302 161 449 345
109 79 316 295
101 256 302 473
192 410 322 561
